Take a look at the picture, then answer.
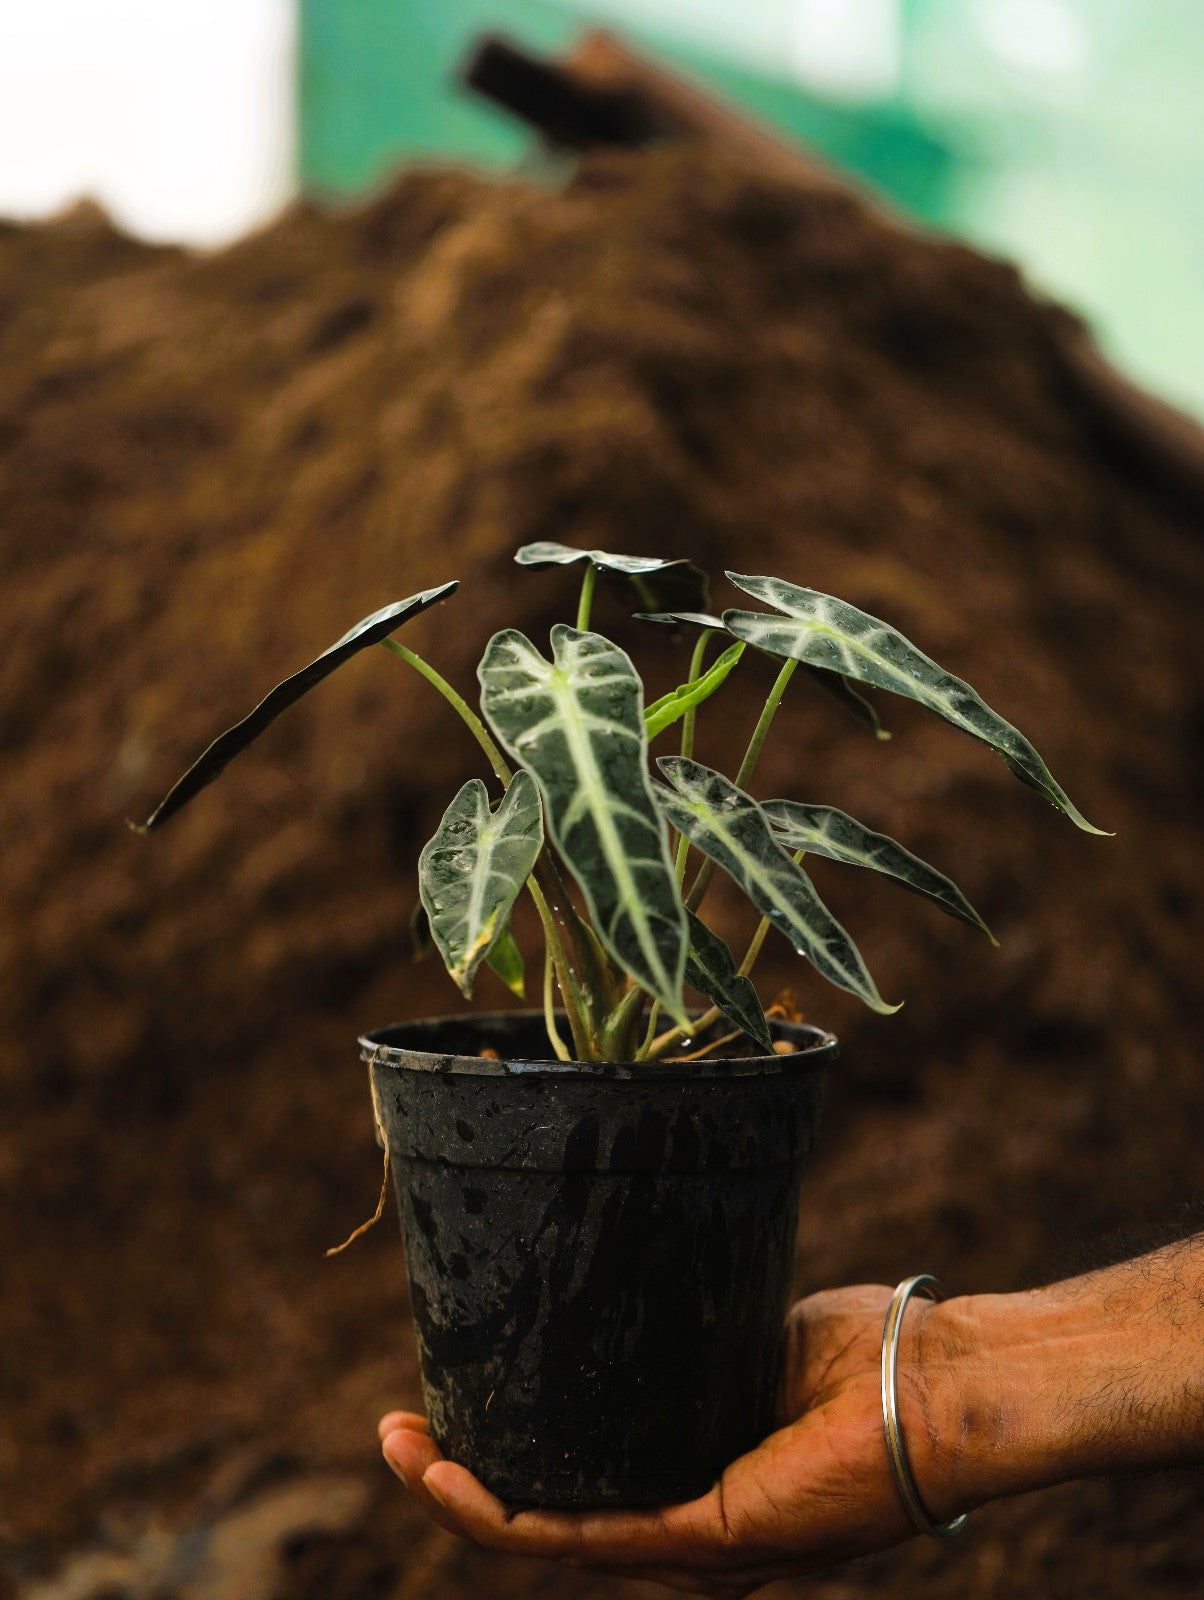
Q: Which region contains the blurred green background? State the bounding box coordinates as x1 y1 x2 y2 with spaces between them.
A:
300 0 1204 420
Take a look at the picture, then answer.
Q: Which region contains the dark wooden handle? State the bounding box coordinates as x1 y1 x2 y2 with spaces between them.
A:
460 34 665 150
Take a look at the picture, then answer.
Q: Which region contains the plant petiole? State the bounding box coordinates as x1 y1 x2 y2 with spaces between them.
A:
637 1000 662 1058
382 639 512 785
576 563 598 632
542 940 572 1062
737 914 772 978
734 659 799 789
600 984 647 1061
680 629 713 763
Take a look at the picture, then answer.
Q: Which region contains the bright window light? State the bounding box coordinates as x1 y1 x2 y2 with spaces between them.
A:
0 0 295 247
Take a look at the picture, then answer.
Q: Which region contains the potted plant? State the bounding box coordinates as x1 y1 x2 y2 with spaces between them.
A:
134 541 1102 1509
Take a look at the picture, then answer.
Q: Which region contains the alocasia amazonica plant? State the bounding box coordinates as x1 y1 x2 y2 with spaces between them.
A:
136 541 1104 1062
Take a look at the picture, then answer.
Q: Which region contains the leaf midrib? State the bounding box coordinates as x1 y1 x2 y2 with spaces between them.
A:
755 608 1029 758
677 794 815 945
462 793 496 961
549 663 675 998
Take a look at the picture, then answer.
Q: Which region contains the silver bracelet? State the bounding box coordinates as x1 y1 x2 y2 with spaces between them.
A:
880 1274 969 1539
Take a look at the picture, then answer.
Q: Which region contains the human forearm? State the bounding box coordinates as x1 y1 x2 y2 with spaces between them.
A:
912 1235 1204 1519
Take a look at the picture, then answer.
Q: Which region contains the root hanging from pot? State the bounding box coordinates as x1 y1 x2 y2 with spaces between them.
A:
324 1144 391 1257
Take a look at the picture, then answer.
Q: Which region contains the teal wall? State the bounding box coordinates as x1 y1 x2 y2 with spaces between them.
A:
300 0 953 215
300 1 1204 419
301 0 574 186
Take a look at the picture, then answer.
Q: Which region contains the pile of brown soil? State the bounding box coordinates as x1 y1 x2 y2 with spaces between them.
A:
2 147 1201 1599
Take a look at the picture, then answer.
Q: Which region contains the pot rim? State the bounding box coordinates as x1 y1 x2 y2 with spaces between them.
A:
359 1012 837 1080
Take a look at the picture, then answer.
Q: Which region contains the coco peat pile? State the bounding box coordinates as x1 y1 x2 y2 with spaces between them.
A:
2 148 1202 1598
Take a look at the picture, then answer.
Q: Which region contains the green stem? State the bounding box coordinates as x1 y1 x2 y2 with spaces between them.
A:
600 984 647 1060
735 659 798 789
638 1000 661 1058
529 865 604 1059
674 832 691 891
576 563 598 632
680 629 712 763
684 658 799 915
525 874 570 987
737 915 773 978
382 639 512 784
529 846 622 1056
542 941 571 1062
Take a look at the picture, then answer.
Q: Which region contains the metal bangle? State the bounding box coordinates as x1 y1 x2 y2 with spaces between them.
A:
880 1274 969 1539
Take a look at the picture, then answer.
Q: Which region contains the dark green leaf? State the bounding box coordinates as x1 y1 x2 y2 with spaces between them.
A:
653 757 899 1014
762 798 994 942
133 584 458 832
684 911 772 1052
724 572 1106 834
515 542 709 614
418 773 543 999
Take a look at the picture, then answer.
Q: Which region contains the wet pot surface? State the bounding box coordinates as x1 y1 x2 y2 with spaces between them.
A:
362 1013 834 1509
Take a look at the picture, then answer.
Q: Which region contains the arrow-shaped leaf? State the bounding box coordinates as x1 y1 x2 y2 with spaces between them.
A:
479 626 688 1023
644 642 745 741
684 911 772 1052
515 542 709 614
653 756 899 1015
132 584 458 832
762 798 994 942
724 573 1105 834
418 772 543 999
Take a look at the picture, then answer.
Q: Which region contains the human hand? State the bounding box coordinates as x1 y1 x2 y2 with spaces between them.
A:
381 1236 1204 1593
379 1284 966 1597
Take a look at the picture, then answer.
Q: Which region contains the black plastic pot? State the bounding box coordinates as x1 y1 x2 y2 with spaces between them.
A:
361 1011 835 1509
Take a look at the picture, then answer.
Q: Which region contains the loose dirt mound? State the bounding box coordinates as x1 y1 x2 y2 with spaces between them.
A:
2 150 1201 1598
